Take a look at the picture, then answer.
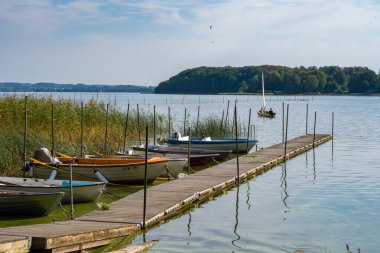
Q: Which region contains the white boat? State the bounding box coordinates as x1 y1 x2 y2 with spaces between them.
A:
30 157 168 184
165 136 257 153
0 177 106 203
258 70 276 118
0 190 64 217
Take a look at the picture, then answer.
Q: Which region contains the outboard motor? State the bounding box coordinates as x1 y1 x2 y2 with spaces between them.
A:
33 148 53 163
33 147 61 165
171 132 181 139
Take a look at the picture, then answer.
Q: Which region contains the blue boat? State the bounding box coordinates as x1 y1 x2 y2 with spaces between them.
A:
166 136 257 153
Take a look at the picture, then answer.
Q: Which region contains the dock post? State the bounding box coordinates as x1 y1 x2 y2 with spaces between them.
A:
153 105 156 146
313 111 317 148
196 105 200 137
123 104 130 154
183 108 187 136
137 104 141 146
284 104 289 161
104 103 109 154
282 102 285 143
225 100 230 133
220 109 225 130
80 101 84 158
253 125 257 152
234 105 240 182
69 163 74 220
187 127 191 174
23 96 28 178
168 106 171 138
306 103 309 135
143 125 148 229
246 108 252 153
332 112 334 139
51 103 55 157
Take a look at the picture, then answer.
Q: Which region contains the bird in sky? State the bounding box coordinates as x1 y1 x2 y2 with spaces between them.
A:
210 25 213 30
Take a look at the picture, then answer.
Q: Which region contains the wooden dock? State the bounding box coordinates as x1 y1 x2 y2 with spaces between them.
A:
0 134 331 252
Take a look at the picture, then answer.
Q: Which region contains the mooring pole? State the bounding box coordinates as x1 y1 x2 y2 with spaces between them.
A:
80 101 84 158
23 96 28 177
153 105 156 146
254 125 257 151
104 103 109 154
225 100 230 130
123 104 130 154
187 127 191 174
143 125 148 229
196 105 200 137
137 104 141 146
234 104 240 182
332 112 334 139
282 102 285 143
69 163 74 220
168 106 171 138
313 111 317 148
306 103 309 135
51 103 55 157
246 108 252 153
220 109 225 130
183 108 187 136
284 104 289 161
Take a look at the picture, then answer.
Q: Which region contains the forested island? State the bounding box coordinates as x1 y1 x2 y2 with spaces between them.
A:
0 82 154 93
155 65 380 94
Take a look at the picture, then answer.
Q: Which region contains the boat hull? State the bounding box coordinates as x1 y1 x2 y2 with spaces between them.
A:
0 190 64 217
258 111 275 118
159 158 187 178
31 162 165 184
166 138 257 153
0 177 106 203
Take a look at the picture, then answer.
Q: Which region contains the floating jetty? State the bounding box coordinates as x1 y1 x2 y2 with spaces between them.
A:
0 134 332 253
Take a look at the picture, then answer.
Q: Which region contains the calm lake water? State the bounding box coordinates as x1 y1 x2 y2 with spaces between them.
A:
2 93 380 252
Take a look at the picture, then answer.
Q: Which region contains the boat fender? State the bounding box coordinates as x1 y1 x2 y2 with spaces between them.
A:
48 170 57 180
94 170 109 183
29 165 34 177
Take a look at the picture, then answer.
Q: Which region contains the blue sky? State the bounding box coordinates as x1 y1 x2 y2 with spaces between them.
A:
0 0 379 86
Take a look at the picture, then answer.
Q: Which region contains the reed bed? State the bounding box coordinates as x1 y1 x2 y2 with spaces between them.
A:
0 95 245 176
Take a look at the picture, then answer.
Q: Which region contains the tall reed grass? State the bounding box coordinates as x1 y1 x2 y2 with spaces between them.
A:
0 95 245 176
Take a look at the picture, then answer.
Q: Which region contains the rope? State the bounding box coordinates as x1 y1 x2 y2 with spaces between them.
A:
164 165 175 180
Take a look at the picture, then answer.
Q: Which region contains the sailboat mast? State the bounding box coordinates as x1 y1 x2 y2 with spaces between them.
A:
261 70 266 109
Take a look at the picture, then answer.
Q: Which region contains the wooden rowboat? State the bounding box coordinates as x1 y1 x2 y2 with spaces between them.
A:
30 157 169 184
83 154 187 178
166 137 257 153
0 190 64 217
0 177 106 203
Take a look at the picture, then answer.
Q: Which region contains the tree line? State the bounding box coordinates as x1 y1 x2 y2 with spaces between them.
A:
0 82 155 93
155 65 380 94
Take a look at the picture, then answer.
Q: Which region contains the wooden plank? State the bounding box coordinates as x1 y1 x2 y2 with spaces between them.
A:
0 221 138 250
0 235 30 253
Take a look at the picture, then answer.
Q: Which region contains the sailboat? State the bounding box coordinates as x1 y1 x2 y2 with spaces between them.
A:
257 71 276 118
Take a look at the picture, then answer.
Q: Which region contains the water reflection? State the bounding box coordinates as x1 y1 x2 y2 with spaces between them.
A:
281 163 290 218
231 184 241 249
246 181 251 210
187 212 192 237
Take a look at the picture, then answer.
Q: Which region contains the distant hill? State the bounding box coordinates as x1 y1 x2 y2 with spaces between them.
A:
0 82 155 93
155 65 380 94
